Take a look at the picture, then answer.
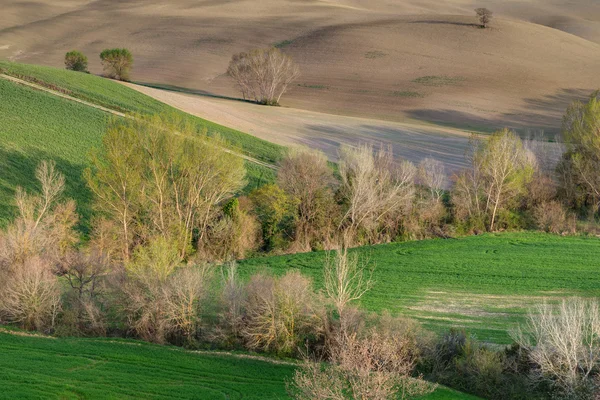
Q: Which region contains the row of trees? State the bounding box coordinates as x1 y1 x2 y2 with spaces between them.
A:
65 48 133 81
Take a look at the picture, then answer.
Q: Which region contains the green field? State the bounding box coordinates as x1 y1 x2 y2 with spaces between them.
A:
0 62 280 227
238 232 600 343
0 330 477 399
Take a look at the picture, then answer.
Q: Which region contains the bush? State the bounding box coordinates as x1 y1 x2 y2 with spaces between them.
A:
242 270 324 356
0 257 61 332
64 51 89 72
100 48 133 81
534 201 576 234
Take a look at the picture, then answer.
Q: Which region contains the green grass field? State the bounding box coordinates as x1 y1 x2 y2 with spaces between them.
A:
0 62 281 228
0 330 477 399
0 61 283 164
238 232 600 343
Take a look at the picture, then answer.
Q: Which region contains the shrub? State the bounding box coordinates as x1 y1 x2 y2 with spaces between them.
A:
0 257 61 332
242 270 324 356
64 50 89 72
290 316 434 400
534 201 576 234
100 48 133 81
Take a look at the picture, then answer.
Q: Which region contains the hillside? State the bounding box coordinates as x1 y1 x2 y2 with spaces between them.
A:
0 330 478 399
2 0 600 133
0 62 280 227
238 232 600 344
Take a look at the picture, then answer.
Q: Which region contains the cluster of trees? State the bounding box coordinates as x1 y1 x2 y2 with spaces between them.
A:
65 48 133 81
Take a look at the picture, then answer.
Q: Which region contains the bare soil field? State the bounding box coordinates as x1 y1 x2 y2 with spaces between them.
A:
2 0 600 148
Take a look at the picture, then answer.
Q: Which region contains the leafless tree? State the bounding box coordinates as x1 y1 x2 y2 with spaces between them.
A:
475 8 493 28
418 158 446 201
339 144 416 245
512 298 600 397
227 48 300 105
324 247 373 327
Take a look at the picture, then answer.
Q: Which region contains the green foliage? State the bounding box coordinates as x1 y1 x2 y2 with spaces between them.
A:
239 233 600 343
250 184 295 251
99 48 133 81
64 50 88 72
412 76 465 87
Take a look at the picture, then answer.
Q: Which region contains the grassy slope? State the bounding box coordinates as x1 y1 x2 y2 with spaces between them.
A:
0 62 278 227
0 78 104 227
0 61 283 164
239 232 600 343
0 331 476 400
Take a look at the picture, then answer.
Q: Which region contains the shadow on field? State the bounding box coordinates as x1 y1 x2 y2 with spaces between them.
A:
134 81 255 105
408 87 592 136
409 20 480 28
0 147 92 233
302 123 470 179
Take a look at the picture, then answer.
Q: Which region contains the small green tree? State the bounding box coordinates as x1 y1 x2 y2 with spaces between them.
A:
64 51 88 72
100 48 133 81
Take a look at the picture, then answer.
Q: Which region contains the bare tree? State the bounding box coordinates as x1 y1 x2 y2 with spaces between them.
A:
418 158 446 201
339 144 416 244
227 48 300 105
512 298 600 397
324 248 373 325
475 8 493 28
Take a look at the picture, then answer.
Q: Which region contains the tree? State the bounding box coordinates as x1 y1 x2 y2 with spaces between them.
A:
475 8 493 28
418 158 446 202
324 247 373 328
100 48 133 81
289 325 434 400
277 147 336 250
85 114 246 261
512 298 600 398
64 50 88 72
338 144 416 245
560 91 600 212
227 48 300 105
452 130 534 231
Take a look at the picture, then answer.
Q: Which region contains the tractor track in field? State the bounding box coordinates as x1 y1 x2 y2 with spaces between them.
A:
0 73 277 171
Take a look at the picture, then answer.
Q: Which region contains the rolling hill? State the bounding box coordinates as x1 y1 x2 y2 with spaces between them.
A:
2 0 600 134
